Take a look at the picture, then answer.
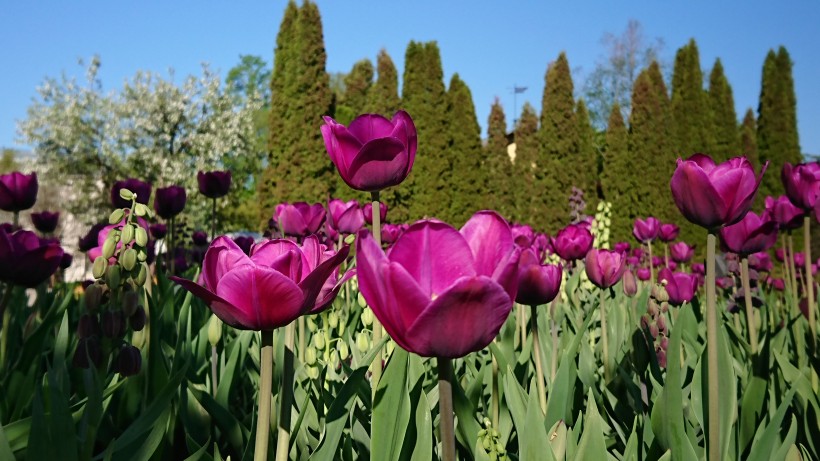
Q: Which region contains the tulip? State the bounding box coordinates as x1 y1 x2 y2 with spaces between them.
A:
585 249 627 289
192 231 209 247
274 202 326 238
197 171 232 199
87 217 149 263
670 242 695 264
78 224 106 253
516 248 562 306
553 224 593 261
30 211 59 234
658 223 680 243
626 256 641 268
154 185 187 220
0 172 38 218
512 223 535 247
60 252 73 270
781 162 820 211
327 199 365 235
633 217 660 243
749 252 773 272
533 233 552 256
793 252 805 268
658 268 698 306
321 111 417 192
149 223 167 240
719 212 778 257
613 242 631 254
363 202 387 225
111 178 151 208
381 224 402 245
636 268 651 281
233 235 255 255
114 345 142 377
622 270 638 297
0 228 64 288
771 278 786 291
764 195 804 230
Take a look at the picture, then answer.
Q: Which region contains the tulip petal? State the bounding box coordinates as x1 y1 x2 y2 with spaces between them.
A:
311 268 356 314
460 211 513 277
216 265 305 330
388 221 476 297
298 244 350 311
346 137 408 191
356 230 390 318
406 276 512 358
391 110 417 161
171 276 251 329
14 244 63 287
347 113 396 142
201 236 252 290
383 261 431 332
671 159 726 229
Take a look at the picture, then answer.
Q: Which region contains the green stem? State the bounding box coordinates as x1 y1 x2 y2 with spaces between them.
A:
788 234 799 306
664 243 669 268
647 241 655 285
211 198 217 241
550 300 559 381
706 232 721 461
254 330 274 461
275 325 295 461
518 304 526 349
12 211 18 229
438 357 456 461
491 349 499 428
211 345 219 397
369 191 383 400
600 289 610 382
781 235 792 314
804 216 818 391
298 317 305 363
740 258 758 355
530 305 547 414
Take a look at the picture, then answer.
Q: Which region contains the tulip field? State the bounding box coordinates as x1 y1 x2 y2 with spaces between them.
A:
1 111 820 461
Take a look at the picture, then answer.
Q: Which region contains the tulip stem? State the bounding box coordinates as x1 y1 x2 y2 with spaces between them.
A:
491 348 499 428
211 345 219 397
647 241 655 285
298 317 305 362
517 305 526 349
0 284 13 371
706 232 721 461
788 234 799 308
254 330 274 461
550 300 559 382
275 325 295 461
664 243 669 268
530 305 547 415
211 197 217 241
600 289 610 382
437 357 456 461
740 258 758 355
781 235 792 315
804 216 818 391
12 212 18 229
369 191 384 400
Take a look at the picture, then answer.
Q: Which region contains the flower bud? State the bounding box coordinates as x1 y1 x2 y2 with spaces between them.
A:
313 333 325 350
135 263 149 286
356 332 369 353
102 310 126 338
328 312 339 329
307 366 320 379
106 265 121 288
656 315 667 334
130 307 146 331
357 292 367 308
131 328 146 349
109 209 125 224
115 345 142 377
119 188 133 200
361 308 373 326
647 299 659 317
338 342 349 361
121 224 134 245
77 314 100 338
208 314 222 347
649 323 659 339
134 203 149 217
654 283 670 303
137 249 147 262
305 346 317 365
85 283 103 311
122 290 139 316
135 227 148 247
121 248 137 271
330 350 340 368
73 337 102 369
102 238 117 260
92 257 108 279
307 317 318 332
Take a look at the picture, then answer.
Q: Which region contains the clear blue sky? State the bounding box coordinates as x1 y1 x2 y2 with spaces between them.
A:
1 1 819 157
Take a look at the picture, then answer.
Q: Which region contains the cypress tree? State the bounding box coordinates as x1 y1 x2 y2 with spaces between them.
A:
575 98 599 205
259 0 333 224
342 58 374 119
670 39 715 157
513 103 540 226
740 108 759 170
708 58 740 162
539 53 580 232
365 49 401 117
485 98 514 220
601 103 633 243
445 74 483 225
397 41 450 223
757 47 802 199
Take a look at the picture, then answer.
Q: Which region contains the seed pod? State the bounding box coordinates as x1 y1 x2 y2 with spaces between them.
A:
134 203 149 217
92 257 108 279
109 209 125 224
361 308 373 326
135 227 148 247
307 317 317 332
121 248 137 271
208 315 222 347
102 238 117 260
119 188 133 200
121 224 135 245
357 292 367 308
328 312 339 328
305 347 317 365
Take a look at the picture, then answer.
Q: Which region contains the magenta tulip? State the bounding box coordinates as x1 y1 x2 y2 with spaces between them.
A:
111 178 151 208
172 236 351 330
356 211 519 358
622 270 638 297
381 224 403 245
764 195 804 230
658 268 698 306
585 249 627 289
633 217 660 243
636 268 651 281
719 211 778 256
613 242 631 254
154 185 187 219
328 199 365 235
515 248 562 306
0 227 64 287
670 154 767 230
363 202 388 225
511 223 535 247
658 223 680 243
0 171 38 213
781 162 820 211
197 171 232 199
553 224 593 261
670 242 695 263
274 202 326 238
31 211 59 234
749 252 773 272
321 111 417 192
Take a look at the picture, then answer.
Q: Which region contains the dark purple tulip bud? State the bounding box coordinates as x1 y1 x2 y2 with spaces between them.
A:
101 310 126 338
719 211 778 256
380 224 402 245
511 224 535 247
613 241 631 254
515 248 562 306
363 202 388 225
764 195 804 230
149 223 167 240
233 235 255 255
627 256 641 267
192 230 209 246
637 268 651 281
632 247 645 260
670 154 767 230
670 242 695 264
130 307 146 331
658 223 680 243
585 249 627 289
274 202 326 237
775 248 785 262
772 278 786 291
321 111 417 192
328 199 365 235
154 185 187 219
622 270 638 297
173 255 190 273
533 233 552 255
667 261 677 271
197 170 232 199
73 337 102 369
31 211 59 234
633 217 660 243
0 228 64 287
77 314 101 338
60 252 73 270
781 162 820 211
0 171 38 212
553 224 593 261
111 178 151 208
115 345 142 377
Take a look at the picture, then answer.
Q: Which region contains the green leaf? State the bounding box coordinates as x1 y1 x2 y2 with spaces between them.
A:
370 348 410 461
311 368 368 461
190 388 246 454
127 407 171 461
521 384 554 461
747 389 795 461
770 415 798 461
451 369 481 459
574 389 608 460
545 314 592 429
739 376 767 452
409 387 433 461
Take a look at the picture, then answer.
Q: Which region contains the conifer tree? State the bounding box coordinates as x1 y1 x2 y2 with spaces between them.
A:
337 58 374 124
670 39 715 157
485 99 514 220
601 103 633 242
708 58 740 162
740 108 759 170
539 53 580 232
513 103 540 226
365 49 401 117
445 74 483 225
575 98 599 204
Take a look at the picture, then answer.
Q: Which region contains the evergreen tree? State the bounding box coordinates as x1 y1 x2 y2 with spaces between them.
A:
708 58 740 162
538 53 580 232
513 103 540 225
575 98 599 204
365 49 401 116
485 98 514 220
757 47 802 199
341 58 374 121
740 108 759 170
670 39 715 157
259 0 333 224
600 104 633 242
445 74 483 225
396 41 450 223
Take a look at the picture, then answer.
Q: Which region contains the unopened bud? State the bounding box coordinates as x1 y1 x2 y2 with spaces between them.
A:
122 290 139 316
361 308 373 326
647 299 659 317
121 224 134 245
135 263 149 286
102 310 126 338
135 227 148 247
119 188 133 200
208 315 222 347
307 317 318 332
109 209 125 224
357 292 367 308
305 346 317 365
654 283 669 303
356 332 369 353
121 248 137 271
92 257 108 279
85 283 103 311
115 345 142 377
328 312 339 329
130 306 146 331
134 203 149 217
102 238 117 260
338 341 349 360
106 265 121 288
77 314 100 338
313 333 325 350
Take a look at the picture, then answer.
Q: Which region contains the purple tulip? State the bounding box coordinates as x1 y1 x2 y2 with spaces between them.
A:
363 202 388 225
716 277 734 289
149 223 167 240
328 199 365 235
749 252 773 272
781 162 820 211
197 171 232 199
321 111 417 192
719 211 778 256
533 233 552 255
670 154 767 230
515 248 562 306
511 223 535 247
658 223 680 243
274 202 326 238
632 247 645 260
114 345 142 377
636 268 651 281
0 228 64 287
627 256 641 267
585 249 627 289
172 236 351 330
154 185 187 219
111 179 151 208
669 242 695 263
356 211 519 358
381 224 403 245
794 252 805 268
622 270 638 297
0 171 38 213
31 211 59 234
775 248 785 262
192 230 209 247
613 242 631 254
553 224 593 261
658 268 698 306
692 263 706 275
87 216 149 262
771 278 785 291
652 256 664 267
60 252 73 270
633 217 660 243
233 235 255 255
78 224 106 253
764 195 804 230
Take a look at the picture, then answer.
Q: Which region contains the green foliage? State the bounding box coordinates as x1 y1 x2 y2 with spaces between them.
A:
601 103 633 243
445 74 484 226
670 39 715 157
484 99 514 221
0 149 20 174
708 59 740 163
512 103 539 225
740 108 760 170
226 54 271 103
335 58 374 126
365 49 401 117
575 98 600 202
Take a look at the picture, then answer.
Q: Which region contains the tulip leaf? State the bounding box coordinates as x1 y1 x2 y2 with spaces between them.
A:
216 330 253 407
312 367 369 461
409 385 433 461
452 371 481 459
575 389 608 461
523 384 554 461
739 376 767 452
0 424 12 460
545 313 592 429
370 348 410 461
190 387 246 454
747 389 795 461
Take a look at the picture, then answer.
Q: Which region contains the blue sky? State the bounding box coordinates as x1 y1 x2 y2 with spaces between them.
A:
1 1 819 157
